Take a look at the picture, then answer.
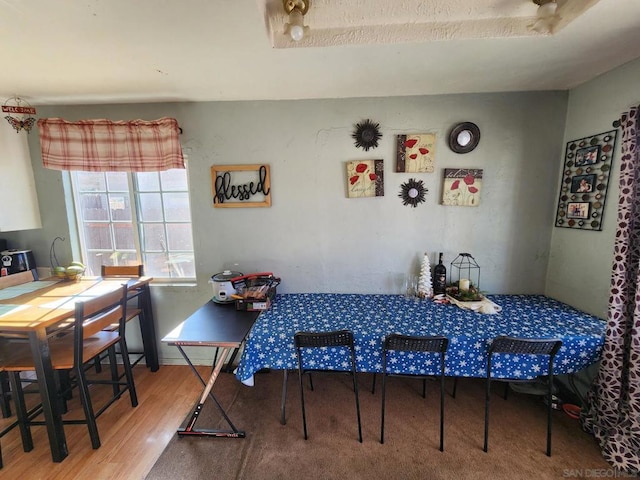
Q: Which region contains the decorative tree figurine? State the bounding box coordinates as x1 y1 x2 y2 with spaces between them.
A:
417 252 433 299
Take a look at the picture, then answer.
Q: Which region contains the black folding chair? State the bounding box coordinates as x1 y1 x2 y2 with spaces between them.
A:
381 334 449 450
484 336 562 456
294 329 362 443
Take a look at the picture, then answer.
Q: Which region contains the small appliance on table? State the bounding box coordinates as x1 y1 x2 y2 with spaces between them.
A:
1 249 36 276
210 270 243 304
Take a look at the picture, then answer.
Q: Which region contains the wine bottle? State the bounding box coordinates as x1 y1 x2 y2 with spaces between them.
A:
433 252 447 295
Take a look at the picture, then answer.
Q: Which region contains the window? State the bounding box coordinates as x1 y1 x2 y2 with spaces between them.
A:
70 167 195 279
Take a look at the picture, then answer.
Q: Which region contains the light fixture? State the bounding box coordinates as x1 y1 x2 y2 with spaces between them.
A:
283 0 309 42
530 0 559 34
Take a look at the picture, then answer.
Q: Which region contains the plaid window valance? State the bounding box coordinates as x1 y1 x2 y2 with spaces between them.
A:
37 117 184 172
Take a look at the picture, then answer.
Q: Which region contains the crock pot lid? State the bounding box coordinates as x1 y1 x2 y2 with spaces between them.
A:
212 270 242 281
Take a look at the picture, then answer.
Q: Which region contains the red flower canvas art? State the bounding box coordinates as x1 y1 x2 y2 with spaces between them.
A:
346 159 384 198
396 133 436 173
442 168 483 206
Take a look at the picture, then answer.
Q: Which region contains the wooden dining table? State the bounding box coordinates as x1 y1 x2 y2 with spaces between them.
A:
0 275 157 463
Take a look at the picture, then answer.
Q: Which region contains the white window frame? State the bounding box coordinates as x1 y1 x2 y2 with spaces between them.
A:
67 161 195 280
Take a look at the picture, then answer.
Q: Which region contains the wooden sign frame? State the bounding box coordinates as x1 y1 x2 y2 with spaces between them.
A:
211 164 271 208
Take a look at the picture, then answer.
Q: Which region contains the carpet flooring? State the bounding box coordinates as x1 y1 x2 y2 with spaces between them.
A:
146 370 611 480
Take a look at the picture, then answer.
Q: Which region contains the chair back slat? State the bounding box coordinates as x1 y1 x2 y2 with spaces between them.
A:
101 264 144 278
489 336 562 356
75 285 127 339
81 305 124 338
295 329 354 348
384 333 449 353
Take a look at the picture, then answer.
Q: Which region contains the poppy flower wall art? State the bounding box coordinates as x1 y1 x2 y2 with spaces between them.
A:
346 159 384 198
442 168 483 207
396 133 436 173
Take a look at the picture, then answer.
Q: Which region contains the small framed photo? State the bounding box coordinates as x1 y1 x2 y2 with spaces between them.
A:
570 174 596 193
566 202 591 219
575 145 600 166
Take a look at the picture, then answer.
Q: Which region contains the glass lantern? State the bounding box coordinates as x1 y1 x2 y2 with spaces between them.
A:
449 253 480 291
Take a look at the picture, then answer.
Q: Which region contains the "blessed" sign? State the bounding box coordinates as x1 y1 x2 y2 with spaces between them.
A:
211 164 271 208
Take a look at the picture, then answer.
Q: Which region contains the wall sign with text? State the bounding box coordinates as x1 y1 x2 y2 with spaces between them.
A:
211 164 271 208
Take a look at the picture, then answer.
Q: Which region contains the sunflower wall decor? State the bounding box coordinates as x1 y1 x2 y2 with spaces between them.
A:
399 178 427 207
352 119 382 151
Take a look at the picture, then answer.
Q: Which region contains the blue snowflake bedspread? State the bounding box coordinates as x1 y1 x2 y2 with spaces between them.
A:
235 293 605 382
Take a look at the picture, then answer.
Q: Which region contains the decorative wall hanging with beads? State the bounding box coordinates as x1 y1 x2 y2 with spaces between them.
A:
554 130 618 231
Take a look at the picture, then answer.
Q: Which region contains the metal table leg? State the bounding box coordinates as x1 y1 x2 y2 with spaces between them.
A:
138 282 159 371
176 346 245 438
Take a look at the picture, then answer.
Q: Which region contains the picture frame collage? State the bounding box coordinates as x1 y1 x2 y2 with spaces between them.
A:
555 130 618 231
347 124 483 207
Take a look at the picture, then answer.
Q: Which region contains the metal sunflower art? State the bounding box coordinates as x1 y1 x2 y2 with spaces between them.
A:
352 119 382 151
399 178 427 207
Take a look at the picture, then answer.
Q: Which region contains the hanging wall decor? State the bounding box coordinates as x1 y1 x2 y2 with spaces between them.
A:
211 164 271 208
396 133 436 172
352 119 382 151
441 168 483 207
399 178 427 207
448 122 480 154
2 96 36 133
346 159 384 198
554 130 617 231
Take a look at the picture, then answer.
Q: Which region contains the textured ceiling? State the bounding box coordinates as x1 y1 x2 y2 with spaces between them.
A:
0 0 639 106
264 0 597 48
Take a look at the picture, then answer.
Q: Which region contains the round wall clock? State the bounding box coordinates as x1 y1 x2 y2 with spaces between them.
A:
352 119 382 151
448 122 480 154
399 178 427 207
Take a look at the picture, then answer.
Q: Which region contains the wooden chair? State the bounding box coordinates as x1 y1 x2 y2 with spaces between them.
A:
0 284 138 450
0 363 36 469
294 329 363 443
98 264 147 369
380 334 449 450
484 336 562 456
0 270 38 425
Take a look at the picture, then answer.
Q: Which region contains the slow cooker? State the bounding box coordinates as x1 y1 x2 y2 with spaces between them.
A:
210 270 243 304
1 249 36 275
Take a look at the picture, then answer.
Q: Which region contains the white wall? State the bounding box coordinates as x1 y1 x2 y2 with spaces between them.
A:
546 57 640 318
6 91 567 364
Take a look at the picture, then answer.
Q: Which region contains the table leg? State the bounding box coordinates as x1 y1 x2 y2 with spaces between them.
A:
29 329 68 462
176 346 245 438
280 369 288 425
138 283 159 371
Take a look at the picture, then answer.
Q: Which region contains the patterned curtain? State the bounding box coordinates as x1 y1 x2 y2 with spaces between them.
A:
38 117 184 172
583 104 640 473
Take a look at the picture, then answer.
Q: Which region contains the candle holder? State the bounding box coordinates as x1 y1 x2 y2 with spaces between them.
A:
449 253 480 291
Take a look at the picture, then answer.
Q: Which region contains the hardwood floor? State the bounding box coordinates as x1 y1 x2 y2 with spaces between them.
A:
0 365 207 480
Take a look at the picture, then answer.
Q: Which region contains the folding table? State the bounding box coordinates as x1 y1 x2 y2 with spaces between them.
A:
162 300 259 438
